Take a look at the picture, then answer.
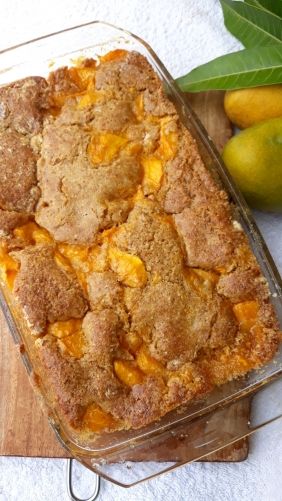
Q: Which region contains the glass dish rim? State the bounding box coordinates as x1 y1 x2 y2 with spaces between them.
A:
0 19 281 461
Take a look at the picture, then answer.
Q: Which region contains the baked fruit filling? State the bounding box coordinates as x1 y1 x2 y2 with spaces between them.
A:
0 49 280 435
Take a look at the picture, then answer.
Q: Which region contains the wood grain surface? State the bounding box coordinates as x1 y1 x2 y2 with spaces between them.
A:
0 90 249 461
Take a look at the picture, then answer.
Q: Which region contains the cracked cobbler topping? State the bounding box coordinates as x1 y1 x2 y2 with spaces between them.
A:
0 50 280 434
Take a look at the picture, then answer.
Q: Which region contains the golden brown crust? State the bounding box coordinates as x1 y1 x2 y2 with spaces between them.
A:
0 77 48 240
0 130 40 212
163 130 219 212
82 309 121 367
37 332 126 426
114 200 184 283
95 52 159 93
35 121 142 244
0 51 280 434
0 209 29 236
0 77 48 135
217 268 267 303
87 271 123 309
110 376 166 428
143 87 176 117
48 67 81 96
92 100 135 132
174 202 237 269
12 245 88 333
36 337 88 426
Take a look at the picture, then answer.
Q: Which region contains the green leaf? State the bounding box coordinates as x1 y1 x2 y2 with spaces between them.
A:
220 0 282 47
244 0 263 6
176 45 282 92
244 0 282 18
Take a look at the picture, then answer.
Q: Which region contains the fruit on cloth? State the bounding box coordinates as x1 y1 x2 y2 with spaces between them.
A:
224 85 282 129
222 118 282 211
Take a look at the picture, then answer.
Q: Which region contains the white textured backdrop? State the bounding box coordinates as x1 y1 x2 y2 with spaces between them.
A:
0 1 282 500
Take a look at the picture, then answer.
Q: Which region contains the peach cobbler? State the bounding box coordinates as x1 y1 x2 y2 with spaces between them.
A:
0 50 280 434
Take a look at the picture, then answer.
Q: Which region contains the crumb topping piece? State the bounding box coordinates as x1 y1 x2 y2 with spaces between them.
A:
0 77 48 135
0 77 48 241
12 245 88 333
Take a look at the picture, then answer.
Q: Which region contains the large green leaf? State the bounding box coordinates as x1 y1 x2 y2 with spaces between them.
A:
244 0 262 5
220 0 282 47
244 0 282 17
176 45 282 92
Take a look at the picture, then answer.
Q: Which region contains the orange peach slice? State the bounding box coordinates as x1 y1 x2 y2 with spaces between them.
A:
136 345 164 376
233 300 259 331
88 133 128 165
100 49 128 62
121 332 143 354
14 222 52 245
83 404 117 432
48 319 83 339
108 248 147 287
141 157 163 193
58 328 85 359
185 268 218 295
0 246 19 289
114 360 144 386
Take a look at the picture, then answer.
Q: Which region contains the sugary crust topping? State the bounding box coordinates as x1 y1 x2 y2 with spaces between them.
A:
217 267 267 303
36 337 88 425
113 201 184 283
163 132 221 213
36 153 142 244
92 100 135 132
174 202 237 269
124 280 238 366
143 87 176 117
0 77 48 135
12 245 88 333
56 98 95 126
0 209 29 237
82 309 121 367
0 130 40 212
110 376 166 428
95 52 159 93
39 122 90 164
87 271 123 309
161 128 243 269
48 67 81 95
0 51 280 434
0 77 48 238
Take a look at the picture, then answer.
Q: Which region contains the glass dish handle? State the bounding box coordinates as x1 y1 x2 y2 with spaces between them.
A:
66 459 101 501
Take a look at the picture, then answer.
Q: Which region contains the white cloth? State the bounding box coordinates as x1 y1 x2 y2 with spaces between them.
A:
0 1 282 500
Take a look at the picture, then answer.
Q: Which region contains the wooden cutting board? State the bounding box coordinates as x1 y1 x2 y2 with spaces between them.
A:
0 90 249 461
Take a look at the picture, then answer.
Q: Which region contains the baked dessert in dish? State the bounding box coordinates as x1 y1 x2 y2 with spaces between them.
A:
0 49 280 435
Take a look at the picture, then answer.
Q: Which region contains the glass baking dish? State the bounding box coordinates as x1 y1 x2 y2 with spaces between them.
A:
0 21 282 487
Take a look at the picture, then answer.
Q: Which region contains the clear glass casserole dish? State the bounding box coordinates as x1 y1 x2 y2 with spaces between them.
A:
0 21 282 487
